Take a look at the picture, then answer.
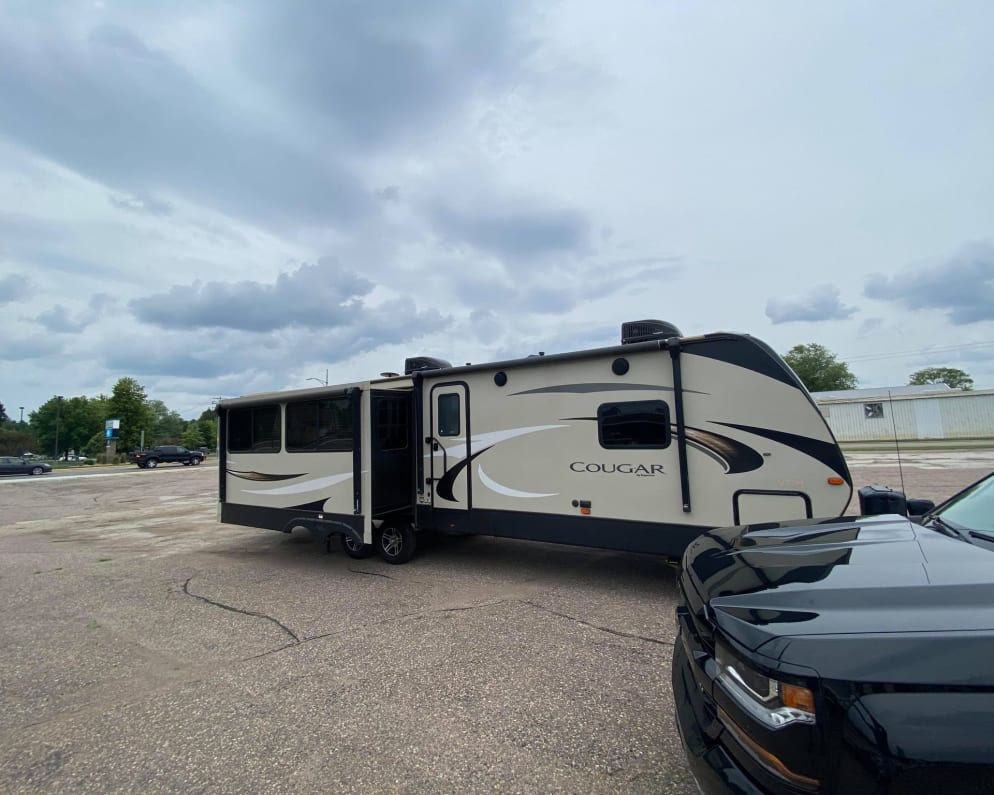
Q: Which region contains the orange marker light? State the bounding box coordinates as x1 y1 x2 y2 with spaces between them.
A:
827 477 844 486
782 683 816 713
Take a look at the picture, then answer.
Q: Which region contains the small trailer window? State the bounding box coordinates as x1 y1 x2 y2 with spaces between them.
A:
377 398 409 451
598 400 671 449
228 405 281 453
287 397 353 452
438 393 461 437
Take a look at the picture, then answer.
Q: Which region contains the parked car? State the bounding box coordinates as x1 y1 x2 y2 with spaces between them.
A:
0 456 52 476
674 472 994 794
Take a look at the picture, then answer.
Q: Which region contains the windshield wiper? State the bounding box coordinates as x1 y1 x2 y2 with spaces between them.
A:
925 514 969 542
968 530 994 545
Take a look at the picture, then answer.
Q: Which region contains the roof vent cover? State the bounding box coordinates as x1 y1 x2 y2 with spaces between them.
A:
621 319 682 344
404 356 452 375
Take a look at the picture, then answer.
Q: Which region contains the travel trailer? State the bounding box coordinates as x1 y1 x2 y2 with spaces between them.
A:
216 321 853 564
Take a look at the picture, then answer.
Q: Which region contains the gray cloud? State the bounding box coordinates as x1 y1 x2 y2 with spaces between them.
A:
128 259 374 332
0 274 32 305
765 285 858 324
36 304 89 333
430 203 591 264
108 191 173 217
864 243 994 324
0 19 372 230
106 297 450 382
240 1 532 147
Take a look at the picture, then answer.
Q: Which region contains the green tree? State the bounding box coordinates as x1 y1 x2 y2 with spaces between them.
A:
0 401 8 423
30 396 66 458
908 367 973 391
57 397 103 458
181 425 207 449
0 428 39 456
108 378 154 452
783 343 858 393
149 400 186 443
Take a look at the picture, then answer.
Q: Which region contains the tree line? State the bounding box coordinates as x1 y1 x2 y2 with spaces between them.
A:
0 377 217 459
783 344 975 392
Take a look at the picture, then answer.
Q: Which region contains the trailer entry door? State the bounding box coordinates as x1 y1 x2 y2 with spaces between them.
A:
428 383 471 510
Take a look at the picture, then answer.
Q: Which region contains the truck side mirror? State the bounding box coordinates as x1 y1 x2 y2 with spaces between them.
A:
907 498 936 518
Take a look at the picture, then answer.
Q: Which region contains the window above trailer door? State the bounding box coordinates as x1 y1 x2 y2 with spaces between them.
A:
598 400 671 449
287 397 353 452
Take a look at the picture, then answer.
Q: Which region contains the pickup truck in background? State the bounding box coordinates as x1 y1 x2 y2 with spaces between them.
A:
129 445 204 469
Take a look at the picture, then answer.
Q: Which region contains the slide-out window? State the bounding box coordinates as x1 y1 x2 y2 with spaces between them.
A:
228 405 281 453
286 396 353 452
598 400 671 449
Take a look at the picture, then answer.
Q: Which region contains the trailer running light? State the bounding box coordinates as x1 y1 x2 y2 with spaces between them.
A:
827 477 844 486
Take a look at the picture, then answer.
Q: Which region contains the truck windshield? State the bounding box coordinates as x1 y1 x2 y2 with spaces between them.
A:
930 473 994 540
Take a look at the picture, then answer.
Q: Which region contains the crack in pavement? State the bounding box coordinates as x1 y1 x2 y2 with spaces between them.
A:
521 599 673 646
347 569 394 579
182 577 301 644
183 571 668 663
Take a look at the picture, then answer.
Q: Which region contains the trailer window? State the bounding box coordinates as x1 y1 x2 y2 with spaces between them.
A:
287 397 353 452
377 398 409 451
598 400 671 449
438 393 461 437
228 405 281 453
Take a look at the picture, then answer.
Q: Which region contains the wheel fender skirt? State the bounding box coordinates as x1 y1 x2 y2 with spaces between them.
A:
282 518 363 546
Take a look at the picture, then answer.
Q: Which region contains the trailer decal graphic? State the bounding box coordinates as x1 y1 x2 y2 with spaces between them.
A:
239 472 353 496
711 422 849 479
434 450 486 502
227 470 304 482
509 382 707 396
434 425 570 501
683 428 765 474
478 465 557 498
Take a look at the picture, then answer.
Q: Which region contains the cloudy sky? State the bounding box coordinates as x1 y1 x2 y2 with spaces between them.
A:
2 1 992 419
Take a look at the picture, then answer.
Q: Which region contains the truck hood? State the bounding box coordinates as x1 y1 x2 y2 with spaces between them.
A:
683 514 994 685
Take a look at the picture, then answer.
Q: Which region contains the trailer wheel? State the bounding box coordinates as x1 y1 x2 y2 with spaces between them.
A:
376 522 417 564
341 533 374 559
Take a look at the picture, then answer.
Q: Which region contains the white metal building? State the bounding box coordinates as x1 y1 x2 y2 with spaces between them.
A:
811 385 994 442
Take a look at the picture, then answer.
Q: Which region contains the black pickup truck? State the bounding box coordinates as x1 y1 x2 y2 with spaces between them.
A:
674 474 994 794
129 445 203 469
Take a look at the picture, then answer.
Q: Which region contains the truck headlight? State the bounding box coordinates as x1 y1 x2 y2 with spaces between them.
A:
715 641 816 729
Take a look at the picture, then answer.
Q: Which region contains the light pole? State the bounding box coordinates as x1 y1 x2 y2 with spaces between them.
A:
53 396 64 460
19 406 24 424
306 369 329 387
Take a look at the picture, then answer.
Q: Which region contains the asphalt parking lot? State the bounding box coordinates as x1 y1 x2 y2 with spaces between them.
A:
1 453 992 794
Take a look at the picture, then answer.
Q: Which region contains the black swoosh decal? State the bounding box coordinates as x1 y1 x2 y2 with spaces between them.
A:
228 470 306 481
687 337 801 389
713 422 851 481
435 446 493 503
288 499 329 512
682 427 765 474
509 383 706 396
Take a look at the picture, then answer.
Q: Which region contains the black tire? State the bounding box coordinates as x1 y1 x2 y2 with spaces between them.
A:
31 466 44 476
146 459 159 469
340 533 374 559
376 522 417 564
191 456 202 466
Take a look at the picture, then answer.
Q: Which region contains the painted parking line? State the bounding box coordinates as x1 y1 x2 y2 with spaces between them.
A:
0 467 214 485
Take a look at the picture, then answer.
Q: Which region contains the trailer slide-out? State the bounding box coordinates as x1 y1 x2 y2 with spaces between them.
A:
217 320 852 564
